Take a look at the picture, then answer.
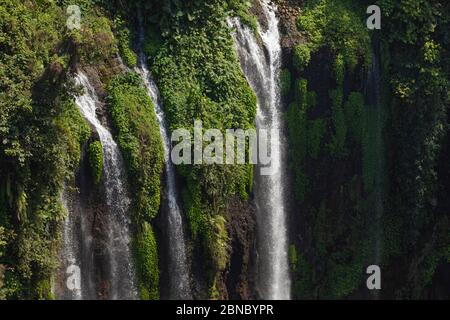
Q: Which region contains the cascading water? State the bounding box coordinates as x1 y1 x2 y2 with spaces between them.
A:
229 0 291 300
135 26 191 300
74 73 137 299
59 191 82 300
366 44 384 276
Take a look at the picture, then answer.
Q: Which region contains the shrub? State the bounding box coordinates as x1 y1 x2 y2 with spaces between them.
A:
206 215 229 272
288 244 298 271
88 140 103 184
329 89 347 155
344 92 365 142
117 27 138 67
133 222 159 300
107 72 164 221
280 69 292 95
297 0 370 69
143 28 163 61
293 44 311 71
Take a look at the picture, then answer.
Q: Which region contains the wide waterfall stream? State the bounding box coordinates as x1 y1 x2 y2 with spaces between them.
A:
229 0 291 300
61 73 138 299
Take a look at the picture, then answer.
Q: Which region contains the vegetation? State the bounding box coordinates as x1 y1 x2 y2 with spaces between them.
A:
107 72 164 222
107 72 164 298
0 0 448 301
133 222 159 300
147 0 257 296
286 0 450 299
87 141 103 184
0 0 92 298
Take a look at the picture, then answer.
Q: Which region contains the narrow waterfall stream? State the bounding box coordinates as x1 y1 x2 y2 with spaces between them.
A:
72 73 137 299
366 45 384 274
229 0 291 300
60 191 82 300
135 27 191 299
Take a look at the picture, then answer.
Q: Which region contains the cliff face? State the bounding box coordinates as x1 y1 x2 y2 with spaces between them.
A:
0 0 448 300
272 0 450 300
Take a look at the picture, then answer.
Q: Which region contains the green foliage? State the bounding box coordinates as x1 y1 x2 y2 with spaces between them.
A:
150 0 257 290
70 13 117 65
228 0 257 33
287 0 450 299
133 222 159 300
143 27 163 61
205 215 229 272
182 181 206 240
54 100 91 173
0 0 91 298
280 68 292 95
292 253 314 299
329 88 347 155
36 279 54 300
107 72 164 222
208 275 221 300
288 244 298 271
293 44 311 71
344 92 365 142
107 72 164 299
287 78 326 202
308 119 326 160
114 18 138 67
88 141 103 184
297 0 370 69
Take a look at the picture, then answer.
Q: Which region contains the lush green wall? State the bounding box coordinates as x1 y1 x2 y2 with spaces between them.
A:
146 0 257 296
285 0 450 299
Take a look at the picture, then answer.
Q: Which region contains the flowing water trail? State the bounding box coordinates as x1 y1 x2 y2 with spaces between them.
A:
229 0 291 300
60 191 83 300
366 45 384 286
74 73 137 299
135 26 191 300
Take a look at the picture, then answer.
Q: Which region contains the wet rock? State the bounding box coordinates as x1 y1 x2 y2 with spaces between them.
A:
218 196 257 300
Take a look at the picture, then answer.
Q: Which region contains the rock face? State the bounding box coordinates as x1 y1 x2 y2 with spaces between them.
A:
271 0 304 49
223 197 257 300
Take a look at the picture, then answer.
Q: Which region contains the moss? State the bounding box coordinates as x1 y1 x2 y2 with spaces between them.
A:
150 0 257 290
344 92 365 143
308 119 325 160
280 68 292 95
70 14 117 65
107 72 164 222
88 140 103 184
288 244 298 271
292 253 314 299
297 0 370 69
114 18 138 67
182 183 206 241
35 278 54 300
107 72 164 299
293 44 311 71
54 100 91 175
329 88 346 155
231 1 258 33
133 222 159 300
208 275 221 300
143 27 163 61
205 215 229 272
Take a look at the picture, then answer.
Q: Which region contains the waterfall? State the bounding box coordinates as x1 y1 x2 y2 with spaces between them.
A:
229 0 291 300
60 191 82 300
366 45 384 272
74 73 137 299
134 25 191 300
59 183 96 300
